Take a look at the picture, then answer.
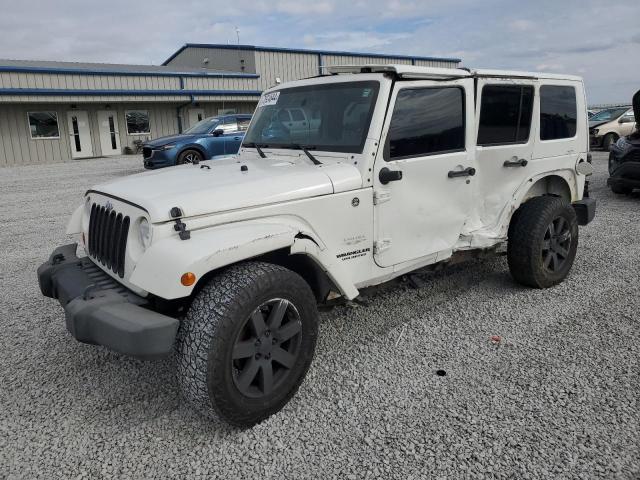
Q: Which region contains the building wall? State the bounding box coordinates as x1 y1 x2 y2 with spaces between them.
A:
163 47 257 73
0 100 258 165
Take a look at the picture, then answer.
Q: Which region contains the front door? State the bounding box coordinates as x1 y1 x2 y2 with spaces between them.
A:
96 111 121 156
66 111 93 159
188 108 205 128
374 79 475 267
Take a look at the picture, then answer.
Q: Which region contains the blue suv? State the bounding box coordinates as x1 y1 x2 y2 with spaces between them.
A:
142 114 252 169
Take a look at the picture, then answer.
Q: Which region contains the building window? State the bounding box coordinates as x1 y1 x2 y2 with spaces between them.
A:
27 112 59 139
540 85 577 141
387 87 465 160
125 110 150 135
478 85 534 146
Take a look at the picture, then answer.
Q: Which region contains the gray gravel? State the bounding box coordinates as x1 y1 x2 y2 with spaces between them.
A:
1 152 639 479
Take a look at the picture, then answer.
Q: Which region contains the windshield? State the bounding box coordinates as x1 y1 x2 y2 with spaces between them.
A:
184 116 220 135
243 81 380 153
590 108 628 122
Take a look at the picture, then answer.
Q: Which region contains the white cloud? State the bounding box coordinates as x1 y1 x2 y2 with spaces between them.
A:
0 0 638 102
508 19 535 32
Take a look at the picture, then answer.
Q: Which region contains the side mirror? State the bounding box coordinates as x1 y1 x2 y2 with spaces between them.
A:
212 129 224 137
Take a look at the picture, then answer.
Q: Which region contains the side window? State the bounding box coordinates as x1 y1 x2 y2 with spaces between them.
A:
221 118 238 133
290 109 305 121
237 118 251 131
387 87 465 160
477 85 534 145
540 85 577 140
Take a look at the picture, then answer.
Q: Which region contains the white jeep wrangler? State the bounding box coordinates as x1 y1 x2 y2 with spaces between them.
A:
38 64 596 426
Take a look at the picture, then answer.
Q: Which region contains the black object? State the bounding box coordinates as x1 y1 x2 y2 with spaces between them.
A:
503 158 528 167
170 207 182 218
297 145 322 165
447 167 476 178
200 164 210 169
244 142 267 158
379 167 403 184
436 370 447 377
572 198 596 226
37 244 179 359
87 202 129 278
173 219 190 240
241 165 248 172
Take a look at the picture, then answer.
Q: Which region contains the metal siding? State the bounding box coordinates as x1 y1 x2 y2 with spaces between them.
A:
166 47 257 74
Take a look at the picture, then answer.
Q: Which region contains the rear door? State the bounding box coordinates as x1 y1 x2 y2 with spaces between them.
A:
374 79 475 267
474 79 537 227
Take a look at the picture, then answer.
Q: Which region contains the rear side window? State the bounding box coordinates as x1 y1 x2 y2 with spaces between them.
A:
478 85 534 145
290 109 305 121
540 85 577 140
237 118 251 131
387 87 465 160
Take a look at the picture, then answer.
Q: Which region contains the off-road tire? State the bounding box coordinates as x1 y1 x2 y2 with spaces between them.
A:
507 196 579 288
176 262 318 427
602 133 617 151
176 149 203 165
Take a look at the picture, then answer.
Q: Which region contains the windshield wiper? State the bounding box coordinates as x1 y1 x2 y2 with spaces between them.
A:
294 145 322 165
243 142 267 158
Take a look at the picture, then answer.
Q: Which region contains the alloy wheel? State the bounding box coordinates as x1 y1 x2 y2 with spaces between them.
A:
231 299 302 398
541 216 572 272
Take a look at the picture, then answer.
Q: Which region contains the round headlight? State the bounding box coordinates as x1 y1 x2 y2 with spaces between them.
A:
138 218 152 249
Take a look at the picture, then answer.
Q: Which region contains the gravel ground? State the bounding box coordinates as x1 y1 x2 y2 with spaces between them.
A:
0 152 638 479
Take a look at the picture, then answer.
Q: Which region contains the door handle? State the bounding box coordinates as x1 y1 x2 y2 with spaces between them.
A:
448 167 476 178
379 167 403 184
234 137 240 140
503 157 528 167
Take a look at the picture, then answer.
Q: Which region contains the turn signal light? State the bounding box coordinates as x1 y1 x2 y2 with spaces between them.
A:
181 272 196 286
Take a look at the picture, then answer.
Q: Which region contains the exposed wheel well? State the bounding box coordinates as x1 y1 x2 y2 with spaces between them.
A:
189 248 336 305
179 146 206 160
521 175 572 204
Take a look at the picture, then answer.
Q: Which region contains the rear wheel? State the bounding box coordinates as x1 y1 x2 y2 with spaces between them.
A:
176 262 318 427
177 149 203 165
507 196 579 288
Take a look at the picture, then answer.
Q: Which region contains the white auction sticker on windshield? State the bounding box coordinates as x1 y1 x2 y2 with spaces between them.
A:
258 91 280 108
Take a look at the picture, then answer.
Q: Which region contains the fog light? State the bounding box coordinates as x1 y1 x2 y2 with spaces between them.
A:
181 272 196 286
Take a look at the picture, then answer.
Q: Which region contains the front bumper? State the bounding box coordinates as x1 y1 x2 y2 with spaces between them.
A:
589 134 603 149
143 148 178 169
572 198 596 226
608 147 640 190
37 244 179 359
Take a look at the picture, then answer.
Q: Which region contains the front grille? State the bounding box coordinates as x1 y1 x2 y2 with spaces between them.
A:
88 203 130 278
143 147 152 159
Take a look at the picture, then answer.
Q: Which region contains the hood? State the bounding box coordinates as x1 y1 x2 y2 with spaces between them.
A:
90 155 363 222
589 120 610 129
144 134 197 148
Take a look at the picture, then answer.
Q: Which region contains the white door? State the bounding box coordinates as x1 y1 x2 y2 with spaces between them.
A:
374 79 476 267
474 79 537 227
97 111 121 156
188 108 205 128
66 111 93 159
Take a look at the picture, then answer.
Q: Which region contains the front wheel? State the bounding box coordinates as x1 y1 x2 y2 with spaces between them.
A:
176 149 203 165
507 196 579 288
176 262 319 427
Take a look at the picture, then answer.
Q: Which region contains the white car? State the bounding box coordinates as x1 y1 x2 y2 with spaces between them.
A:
38 64 596 427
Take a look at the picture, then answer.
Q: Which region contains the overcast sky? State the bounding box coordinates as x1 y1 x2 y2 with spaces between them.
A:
0 0 638 104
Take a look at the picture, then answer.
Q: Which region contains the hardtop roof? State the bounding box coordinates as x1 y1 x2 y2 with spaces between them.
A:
326 64 583 82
